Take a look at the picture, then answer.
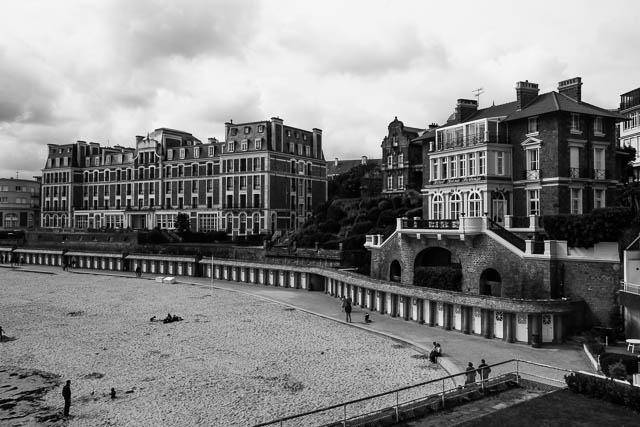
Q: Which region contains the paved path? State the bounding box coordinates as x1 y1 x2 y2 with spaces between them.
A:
5 264 594 383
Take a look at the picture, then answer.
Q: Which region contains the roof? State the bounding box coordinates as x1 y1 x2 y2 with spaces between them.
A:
327 158 382 177
412 127 438 142
403 126 426 135
467 101 519 121
504 92 625 122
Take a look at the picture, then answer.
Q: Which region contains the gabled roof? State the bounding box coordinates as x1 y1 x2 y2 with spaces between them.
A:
466 101 519 121
504 92 626 122
412 127 438 142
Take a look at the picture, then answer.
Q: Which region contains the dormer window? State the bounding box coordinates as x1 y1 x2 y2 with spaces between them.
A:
179 148 186 159
286 130 292 138
194 147 200 158
94 157 100 166
230 128 238 136
257 125 265 133
167 149 174 160
241 140 248 151
208 146 215 156
255 138 262 150
244 126 251 134
594 116 604 135
527 117 538 134
228 141 235 152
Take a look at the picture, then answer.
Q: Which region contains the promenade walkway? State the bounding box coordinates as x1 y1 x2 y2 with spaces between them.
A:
6 263 594 380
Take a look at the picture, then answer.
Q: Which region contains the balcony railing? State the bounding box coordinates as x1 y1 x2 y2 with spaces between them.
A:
622 281 640 295
402 218 460 230
592 169 607 180
523 169 541 180
434 133 507 152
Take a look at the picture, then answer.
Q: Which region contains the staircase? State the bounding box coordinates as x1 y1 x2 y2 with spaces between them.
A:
487 219 526 252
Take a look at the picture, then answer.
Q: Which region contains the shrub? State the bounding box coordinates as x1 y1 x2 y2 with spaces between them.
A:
543 207 633 247
366 207 381 223
351 221 374 235
341 234 366 250
319 219 341 234
378 199 392 211
377 210 397 228
414 267 462 291
405 207 423 218
565 371 640 412
599 352 640 378
326 205 347 222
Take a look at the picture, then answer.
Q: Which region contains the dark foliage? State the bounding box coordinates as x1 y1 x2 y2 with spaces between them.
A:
543 207 634 247
174 212 191 234
351 221 374 235
565 371 640 412
599 352 640 378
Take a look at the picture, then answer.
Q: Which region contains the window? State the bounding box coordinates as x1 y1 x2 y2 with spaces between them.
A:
593 147 605 179
286 130 292 138
241 140 248 151
240 176 247 190
594 117 604 135
244 126 251 134
305 146 310 156
571 114 581 132
398 153 404 167
450 156 457 178
94 157 100 166
441 157 447 179
496 152 504 175
527 117 538 134
479 152 486 175
468 192 482 217
526 148 539 179
258 125 264 133
289 142 295 153
192 180 198 192
253 175 261 189
178 181 184 193
208 146 215 157
387 155 393 168
450 193 461 219
431 159 439 180
387 175 393 190
468 153 476 176
594 189 605 208
528 189 540 215
398 175 404 189
227 141 235 152
459 155 466 177
191 164 198 176
194 147 200 158
571 188 582 214
179 148 186 159
167 150 174 160
255 138 262 150
432 194 444 219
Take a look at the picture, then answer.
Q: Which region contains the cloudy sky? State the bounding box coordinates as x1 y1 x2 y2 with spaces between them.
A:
1 0 639 179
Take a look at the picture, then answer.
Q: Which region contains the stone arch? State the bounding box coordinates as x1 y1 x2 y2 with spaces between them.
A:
413 246 462 290
479 268 502 296
389 260 402 282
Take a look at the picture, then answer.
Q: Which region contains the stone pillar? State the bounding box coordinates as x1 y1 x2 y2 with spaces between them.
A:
554 315 564 344
417 299 424 324
530 314 542 347
504 313 515 343
428 301 437 326
461 306 471 334
443 303 452 330
482 309 493 338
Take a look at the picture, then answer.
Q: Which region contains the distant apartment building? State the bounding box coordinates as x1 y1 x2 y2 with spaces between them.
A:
422 77 623 223
40 118 327 236
0 177 41 229
619 87 640 180
381 117 425 195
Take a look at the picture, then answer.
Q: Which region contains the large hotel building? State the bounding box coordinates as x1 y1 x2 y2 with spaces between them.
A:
40 117 327 236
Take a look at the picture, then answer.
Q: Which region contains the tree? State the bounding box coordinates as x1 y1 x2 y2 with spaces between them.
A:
174 212 191 234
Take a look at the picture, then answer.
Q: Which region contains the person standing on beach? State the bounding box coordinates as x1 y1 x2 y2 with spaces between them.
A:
478 359 491 381
62 380 71 416
344 300 352 323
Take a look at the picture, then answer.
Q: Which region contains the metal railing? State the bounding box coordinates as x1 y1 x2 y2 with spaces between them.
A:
622 281 640 295
401 218 460 230
252 359 571 427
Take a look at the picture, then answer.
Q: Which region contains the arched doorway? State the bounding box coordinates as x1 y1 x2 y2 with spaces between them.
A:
413 247 462 291
479 268 502 296
390 260 402 282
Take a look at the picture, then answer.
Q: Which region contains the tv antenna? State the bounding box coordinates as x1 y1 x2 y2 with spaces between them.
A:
472 87 485 106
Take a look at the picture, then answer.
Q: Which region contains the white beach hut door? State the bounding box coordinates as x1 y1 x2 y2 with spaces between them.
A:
437 302 444 326
494 311 504 339
473 307 482 334
454 305 462 330
516 314 528 342
542 314 554 342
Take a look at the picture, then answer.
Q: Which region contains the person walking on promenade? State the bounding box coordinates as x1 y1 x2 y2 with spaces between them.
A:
478 359 491 382
345 300 352 323
62 380 71 416
465 362 477 386
340 296 346 312
429 342 438 363
135 266 141 277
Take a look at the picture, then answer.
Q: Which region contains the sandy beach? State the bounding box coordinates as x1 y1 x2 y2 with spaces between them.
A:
1 268 445 426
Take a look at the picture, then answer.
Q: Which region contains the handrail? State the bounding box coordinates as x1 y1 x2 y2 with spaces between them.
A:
488 218 525 252
252 359 572 426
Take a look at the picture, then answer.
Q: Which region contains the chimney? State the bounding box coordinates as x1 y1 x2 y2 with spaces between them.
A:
455 99 478 122
361 156 368 165
334 157 339 167
429 123 438 129
558 77 582 102
136 136 144 143
313 128 322 159
515 80 539 110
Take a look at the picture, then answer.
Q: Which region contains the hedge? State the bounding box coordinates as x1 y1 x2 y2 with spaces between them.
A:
599 352 640 378
565 371 640 412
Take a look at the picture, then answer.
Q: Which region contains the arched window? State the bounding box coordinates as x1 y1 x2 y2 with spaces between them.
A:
469 192 482 217
432 194 444 219
450 193 461 219
226 214 233 233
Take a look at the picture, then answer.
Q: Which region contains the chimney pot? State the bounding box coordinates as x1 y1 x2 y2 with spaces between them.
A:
558 77 583 102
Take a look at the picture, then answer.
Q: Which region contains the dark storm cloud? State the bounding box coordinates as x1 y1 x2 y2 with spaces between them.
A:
108 0 260 64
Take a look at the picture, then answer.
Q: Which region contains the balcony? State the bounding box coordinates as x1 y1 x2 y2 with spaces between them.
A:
523 169 541 180
592 169 608 180
433 133 507 152
622 281 640 295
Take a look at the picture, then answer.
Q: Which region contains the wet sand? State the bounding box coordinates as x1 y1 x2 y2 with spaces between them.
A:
0 269 444 426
